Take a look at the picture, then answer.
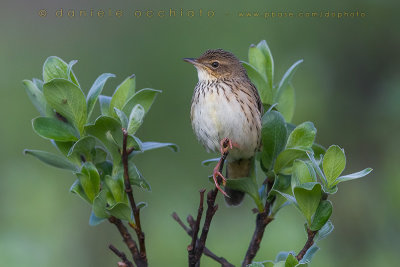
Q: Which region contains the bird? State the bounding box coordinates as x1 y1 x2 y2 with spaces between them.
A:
184 49 263 205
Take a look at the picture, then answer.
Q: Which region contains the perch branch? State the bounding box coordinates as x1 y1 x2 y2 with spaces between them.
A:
296 228 317 261
108 244 134 267
188 189 206 265
242 177 275 266
108 216 148 266
121 128 147 266
172 212 235 267
173 139 230 266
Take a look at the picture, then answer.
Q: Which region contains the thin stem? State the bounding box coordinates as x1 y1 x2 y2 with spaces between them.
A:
121 128 147 266
108 216 144 265
109 244 134 267
296 228 317 261
172 212 235 267
242 177 275 266
188 189 206 266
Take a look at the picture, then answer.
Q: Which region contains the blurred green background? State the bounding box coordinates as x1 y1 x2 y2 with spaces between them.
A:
1 0 399 266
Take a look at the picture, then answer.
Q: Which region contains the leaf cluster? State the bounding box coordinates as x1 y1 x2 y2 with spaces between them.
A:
23 56 178 226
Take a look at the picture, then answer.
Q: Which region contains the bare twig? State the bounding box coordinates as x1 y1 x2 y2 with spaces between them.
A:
172 212 235 267
173 139 231 266
108 216 147 266
296 228 317 261
109 244 134 267
122 128 147 266
242 177 275 266
188 189 206 265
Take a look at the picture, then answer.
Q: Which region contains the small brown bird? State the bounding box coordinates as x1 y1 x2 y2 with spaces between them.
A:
184 49 263 205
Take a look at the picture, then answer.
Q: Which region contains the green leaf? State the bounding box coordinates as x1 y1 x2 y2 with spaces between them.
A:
247 263 267 267
135 141 179 154
285 253 299 267
113 107 128 129
256 40 274 90
201 158 219 166
310 200 332 231
104 174 126 203
274 148 307 175
306 151 327 185
77 162 101 203
86 73 115 119
294 183 322 225
84 116 122 164
43 78 87 134
98 95 112 116
67 136 96 162
333 168 372 186
322 145 346 187
225 177 263 210
127 104 145 135
127 135 143 152
89 210 107 226
276 60 303 98
107 202 133 222
70 179 91 203
299 245 319 264
248 45 270 87
92 190 109 219
109 74 136 113
32 117 78 141
276 84 295 122
66 60 80 87
261 110 288 171
22 80 48 116
276 251 294 262
33 78 44 91
242 62 272 105
128 161 151 191
292 160 317 189
314 220 334 242
122 88 161 116
24 149 78 171
42 56 69 82
286 122 316 150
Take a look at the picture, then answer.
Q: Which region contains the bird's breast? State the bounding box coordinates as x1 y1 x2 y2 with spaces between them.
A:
190 81 261 159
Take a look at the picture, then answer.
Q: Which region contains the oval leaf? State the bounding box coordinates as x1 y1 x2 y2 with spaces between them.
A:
322 145 346 187
127 104 145 134
24 149 78 171
86 73 115 119
261 110 288 171
310 200 333 231
43 78 87 134
286 122 316 150
109 74 136 113
32 117 78 141
242 62 272 105
293 183 322 225
122 88 161 116
22 80 47 116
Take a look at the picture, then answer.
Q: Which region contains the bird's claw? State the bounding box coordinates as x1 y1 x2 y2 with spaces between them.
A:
220 137 239 155
213 166 229 197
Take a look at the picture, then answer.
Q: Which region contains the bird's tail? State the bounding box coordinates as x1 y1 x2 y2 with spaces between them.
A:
224 158 252 206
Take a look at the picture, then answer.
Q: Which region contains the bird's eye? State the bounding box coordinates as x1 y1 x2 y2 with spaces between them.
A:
211 61 219 68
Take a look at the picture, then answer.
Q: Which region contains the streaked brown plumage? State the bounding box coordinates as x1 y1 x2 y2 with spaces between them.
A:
185 49 263 205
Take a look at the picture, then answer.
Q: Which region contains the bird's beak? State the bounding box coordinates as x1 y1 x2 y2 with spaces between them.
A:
183 58 199 65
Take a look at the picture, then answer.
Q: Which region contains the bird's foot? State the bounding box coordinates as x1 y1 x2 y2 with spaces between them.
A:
220 137 239 155
213 164 229 198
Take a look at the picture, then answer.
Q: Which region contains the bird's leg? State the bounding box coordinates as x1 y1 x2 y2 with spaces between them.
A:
212 138 239 197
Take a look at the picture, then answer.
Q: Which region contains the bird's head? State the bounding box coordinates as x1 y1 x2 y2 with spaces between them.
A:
184 49 247 81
